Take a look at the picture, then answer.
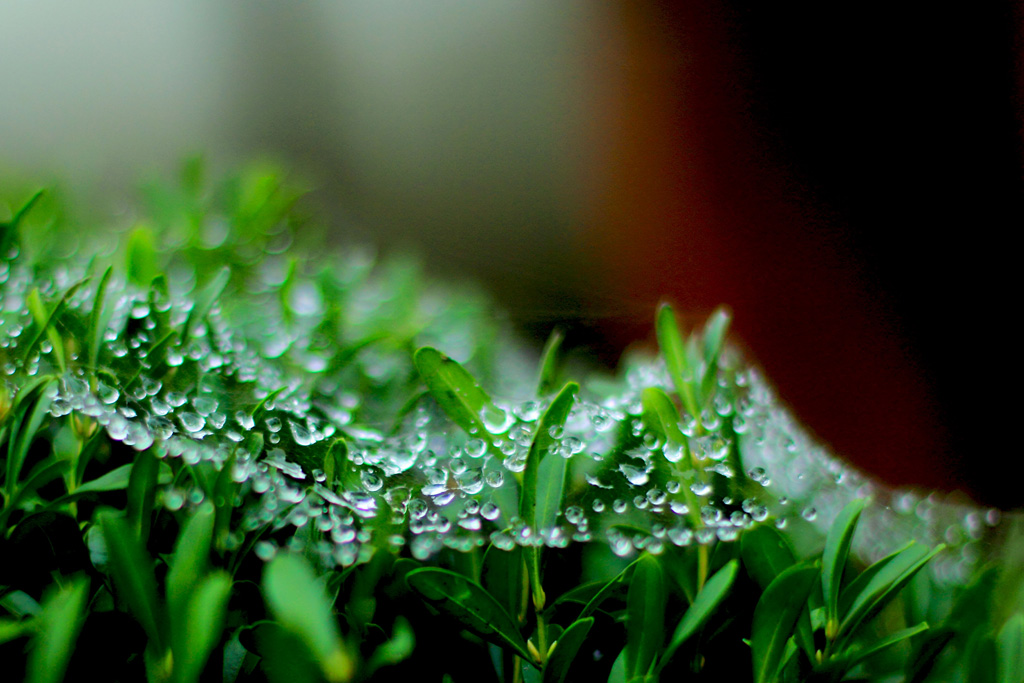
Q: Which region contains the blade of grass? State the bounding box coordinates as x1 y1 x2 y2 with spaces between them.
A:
263 553 354 683
26 576 90 683
741 524 797 591
541 617 593 683
837 543 944 648
176 571 232 683
521 381 578 610
0 189 44 258
414 347 502 438
100 511 166 650
87 266 113 372
998 613 1024 683
821 622 929 678
406 566 534 664
656 303 700 421
182 265 230 346
625 554 665 681
822 499 866 639
5 377 55 496
536 327 564 396
699 307 731 404
167 502 215 635
660 560 738 670
751 563 818 683
21 280 88 370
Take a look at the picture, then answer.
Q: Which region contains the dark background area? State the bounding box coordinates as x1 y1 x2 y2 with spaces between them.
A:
582 1 1022 507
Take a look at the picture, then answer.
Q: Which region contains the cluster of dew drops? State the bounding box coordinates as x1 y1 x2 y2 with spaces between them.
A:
0 247 998 584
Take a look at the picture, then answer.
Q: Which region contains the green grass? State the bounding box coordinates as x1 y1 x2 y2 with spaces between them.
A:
0 160 1021 682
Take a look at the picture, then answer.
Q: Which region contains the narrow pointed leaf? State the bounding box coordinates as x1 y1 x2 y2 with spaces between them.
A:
537 327 565 396
182 265 230 346
0 619 29 646
27 288 67 373
741 524 797 591
661 560 738 668
167 502 215 634
482 545 526 622
21 280 87 369
26 576 90 683
127 225 160 287
700 307 731 402
365 616 415 675
577 555 643 622
263 553 354 683
8 460 69 510
656 303 699 419
88 266 114 370
751 563 818 683
55 462 172 504
520 382 578 531
542 617 594 683
822 499 866 635
100 512 165 649
521 382 578 608
838 543 944 646
126 447 160 544
0 189 43 257
998 613 1024 683
822 622 929 678
175 571 231 683
6 377 54 491
535 451 567 537
625 554 665 680
969 631 999 683
414 347 498 437
407 567 533 663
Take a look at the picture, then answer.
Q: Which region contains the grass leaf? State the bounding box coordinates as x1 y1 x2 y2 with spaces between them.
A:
838 542 944 647
699 307 731 404
175 571 231 683
656 303 700 420
751 563 818 683
741 524 797 591
26 576 89 683
167 502 215 640
100 511 165 649
182 265 230 346
998 613 1024 683
21 280 88 370
5 377 55 494
536 327 564 396
822 499 866 638
520 381 578 608
127 225 161 287
625 554 665 680
263 552 354 683
365 616 415 675
541 617 593 683
661 560 738 669
87 266 113 371
406 566 534 664
414 346 500 438
823 622 929 678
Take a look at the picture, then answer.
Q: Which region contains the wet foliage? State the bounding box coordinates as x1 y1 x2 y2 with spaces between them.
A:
1 161 1022 682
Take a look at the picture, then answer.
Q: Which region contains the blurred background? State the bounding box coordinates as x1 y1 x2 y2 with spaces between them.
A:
1 1 1021 506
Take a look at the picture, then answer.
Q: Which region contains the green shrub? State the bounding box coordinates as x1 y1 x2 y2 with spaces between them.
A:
0 161 1021 682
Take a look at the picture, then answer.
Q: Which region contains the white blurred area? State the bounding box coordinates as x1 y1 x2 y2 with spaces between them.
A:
0 1 616 315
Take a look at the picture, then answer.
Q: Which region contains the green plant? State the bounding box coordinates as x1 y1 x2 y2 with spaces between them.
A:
0 160 1020 681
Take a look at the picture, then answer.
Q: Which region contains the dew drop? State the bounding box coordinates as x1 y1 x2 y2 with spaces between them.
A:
289 420 314 446
179 412 205 433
